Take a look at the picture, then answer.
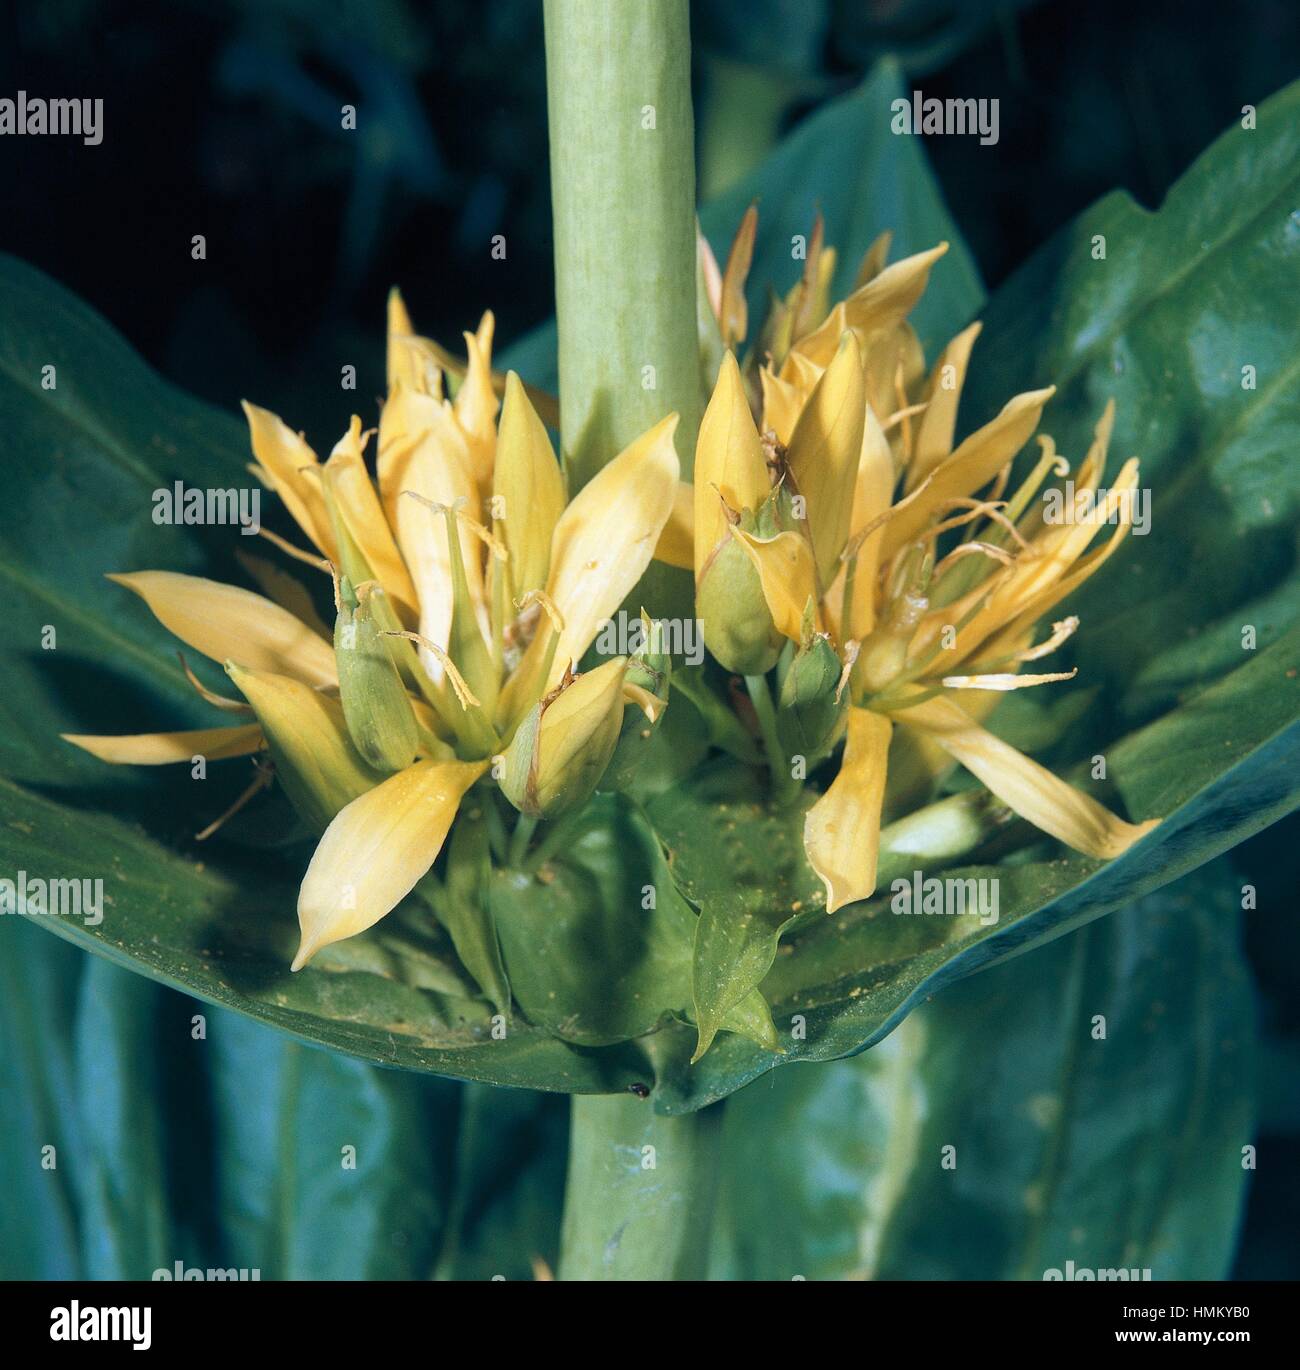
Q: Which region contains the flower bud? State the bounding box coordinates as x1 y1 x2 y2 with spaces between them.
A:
777 627 846 761
226 662 382 833
697 524 782 676
500 658 627 818
604 614 672 791
335 581 420 774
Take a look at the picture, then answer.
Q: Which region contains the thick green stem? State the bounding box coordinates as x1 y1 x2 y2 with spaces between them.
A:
545 0 709 1281
558 1094 723 1280
544 0 701 490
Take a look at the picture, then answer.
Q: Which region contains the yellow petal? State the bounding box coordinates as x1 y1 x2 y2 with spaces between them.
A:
323 418 419 621
63 724 262 765
456 314 499 495
907 321 982 493
241 402 337 558
386 288 443 397
804 708 892 911
854 229 893 287
837 401 896 639
109 571 338 688
226 664 382 831
786 331 866 587
844 242 949 337
654 481 695 570
493 371 567 599
377 384 486 678
539 413 680 687
694 351 771 580
759 366 805 447
234 550 333 639
293 758 486 969
791 243 948 369
882 385 1056 559
900 695 1158 858
720 204 757 347
729 525 819 643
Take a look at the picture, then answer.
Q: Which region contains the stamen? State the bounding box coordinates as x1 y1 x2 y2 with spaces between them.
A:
836 640 860 703
516 589 566 636
933 541 1017 580
257 525 332 572
841 473 934 563
195 760 273 841
384 630 482 710
882 400 929 434
893 362 914 466
177 653 253 714
1015 616 1079 662
940 669 1078 691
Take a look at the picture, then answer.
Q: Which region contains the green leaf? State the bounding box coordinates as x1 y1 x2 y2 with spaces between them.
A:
0 915 86 1278
710 861 1255 1279
432 1083 568 1281
491 795 698 1047
427 808 511 1014
646 762 821 1059
655 625 1298 1110
208 1011 455 1279
2 773 647 1094
960 79 1300 739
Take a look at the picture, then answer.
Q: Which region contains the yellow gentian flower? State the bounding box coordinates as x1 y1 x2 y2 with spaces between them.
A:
66 292 681 969
689 219 1159 912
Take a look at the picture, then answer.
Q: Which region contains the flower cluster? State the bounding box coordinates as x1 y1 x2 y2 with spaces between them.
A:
68 295 679 971
687 214 1157 910
67 218 1157 1043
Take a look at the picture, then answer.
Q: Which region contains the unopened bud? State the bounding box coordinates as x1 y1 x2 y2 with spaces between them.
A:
500 658 627 818
335 582 420 773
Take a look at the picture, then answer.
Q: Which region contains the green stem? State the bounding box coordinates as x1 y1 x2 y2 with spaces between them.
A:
544 0 701 491
745 673 798 806
506 813 538 868
545 0 710 1281
558 1094 724 1280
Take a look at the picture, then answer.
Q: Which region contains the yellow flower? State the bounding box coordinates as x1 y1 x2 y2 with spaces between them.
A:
690 218 1159 911
67 292 681 969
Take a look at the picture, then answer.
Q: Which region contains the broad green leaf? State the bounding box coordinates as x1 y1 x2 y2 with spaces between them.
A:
491 795 700 1047
2 774 647 1094
710 861 1255 1280
654 625 1297 1110
432 1083 568 1281
67 958 172 1277
0 915 85 1278
645 762 822 1059
208 1010 455 1280
960 79 1300 740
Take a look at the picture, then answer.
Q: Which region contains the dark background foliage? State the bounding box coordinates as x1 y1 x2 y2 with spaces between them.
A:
2 0 1297 1278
